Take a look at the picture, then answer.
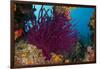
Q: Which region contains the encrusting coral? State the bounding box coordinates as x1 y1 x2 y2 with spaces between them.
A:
15 40 46 65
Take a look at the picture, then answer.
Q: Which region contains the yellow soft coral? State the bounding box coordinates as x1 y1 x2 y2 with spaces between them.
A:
50 53 63 64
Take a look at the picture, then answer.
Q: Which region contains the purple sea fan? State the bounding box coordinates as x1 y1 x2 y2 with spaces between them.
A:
27 6 78 60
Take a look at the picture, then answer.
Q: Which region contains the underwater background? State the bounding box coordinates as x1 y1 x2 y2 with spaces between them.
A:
33 5 95 45
13 3 96 66
70 7 95 45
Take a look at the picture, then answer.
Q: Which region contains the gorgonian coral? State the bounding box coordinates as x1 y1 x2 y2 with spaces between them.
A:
27 5 78 60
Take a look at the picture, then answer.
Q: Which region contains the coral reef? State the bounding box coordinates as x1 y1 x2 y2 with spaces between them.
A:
15 40 69 65
14 4 96 66
15 40 46 66
27 5 78 60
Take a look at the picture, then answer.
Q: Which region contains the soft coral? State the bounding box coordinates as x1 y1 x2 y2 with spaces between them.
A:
27 6 78 60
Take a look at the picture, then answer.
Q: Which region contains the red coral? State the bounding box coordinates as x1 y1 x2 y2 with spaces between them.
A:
27 6 78 60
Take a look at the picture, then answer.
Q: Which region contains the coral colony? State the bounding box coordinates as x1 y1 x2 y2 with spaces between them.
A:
13 3 96 66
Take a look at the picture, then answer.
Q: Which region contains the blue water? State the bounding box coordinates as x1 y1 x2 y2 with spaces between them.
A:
32 5 53 20
32 5 95 45
70 8 95 45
